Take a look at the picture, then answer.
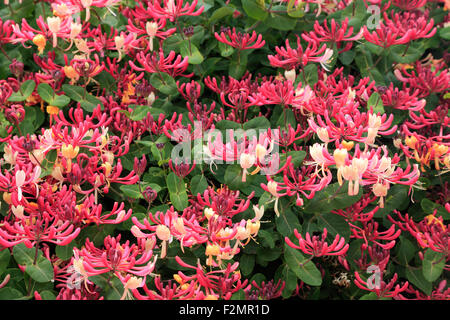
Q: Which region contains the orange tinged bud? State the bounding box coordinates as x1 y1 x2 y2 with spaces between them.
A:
341 140 354 151
205 243 221 256
405 136 418 150
61 144 79 159
46 105 60 115
2 192 11 205
32 34 46 54
173 274 183 284
64 66 79 80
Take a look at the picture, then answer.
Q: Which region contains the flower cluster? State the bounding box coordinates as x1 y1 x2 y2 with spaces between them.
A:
0 0 447 302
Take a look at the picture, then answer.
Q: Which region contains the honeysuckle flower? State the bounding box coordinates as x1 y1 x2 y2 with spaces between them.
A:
81 0 93 21
32 34 46 54
350 220 401 250
268 35 327 70
388 210 449 256
239 152 255 182
318 48 333 71
47 16 61 47
354 272 408 299
302 18 363 53
214 28 265 50
120 275 145 300
144 0 204 22
285 228 350 257
74 235 157 278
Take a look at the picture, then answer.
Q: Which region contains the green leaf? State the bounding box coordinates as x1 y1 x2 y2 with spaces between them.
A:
339 50 356 66
243 116 271 130
274 264 297 298
39 149 58 178
274 107 297 128
420 198 450 220
0 250 10 276
37 83 54 102
241 0 268 21
55 240 76 261
209 6 235 23
21 80 36 99
276 208 302 237
13 243 39 266
103 277 124 300
119 184 142 199
390 43 425 64
406 267 432 296
218 41 235 57
284 245 322 286
303 182 362 214
38 290 57 300
180 40 204 64
422 249 445 282
150 73 178 96
367 92 384 114
8 80 36 102
316 213 351 241
256 246 282 262
80 94 103 112
129 105 152 121
231 289 246 300
228 51 248 79
281 150 306 167
224 165 244 190
266 13 297 31
62 84 103 112
0 287 24 300
61 84 84 102
215 120 242 130
166 172 188 211
51 94 71 107
190 175 208 196
396 236 416 265
239 254 255 276
258 229 275 248
26 258 53 283
439 27 450 40
374 184 409 218
302 64 318 86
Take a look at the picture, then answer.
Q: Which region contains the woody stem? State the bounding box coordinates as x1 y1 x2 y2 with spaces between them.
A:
0 46 11 62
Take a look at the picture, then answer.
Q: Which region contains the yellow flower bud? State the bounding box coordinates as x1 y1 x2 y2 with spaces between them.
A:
46 105 60 115
32 34 47 54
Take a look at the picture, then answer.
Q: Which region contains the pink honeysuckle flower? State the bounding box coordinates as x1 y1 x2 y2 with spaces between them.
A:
143 0 204 22
354 272 409 299
74 235 157 278
349 220 401 250
267 35 327 70
302 17 363 53
214 27 265 50
285 228 350 257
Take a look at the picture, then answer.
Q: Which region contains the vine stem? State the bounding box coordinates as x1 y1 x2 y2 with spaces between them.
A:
0 46 12 62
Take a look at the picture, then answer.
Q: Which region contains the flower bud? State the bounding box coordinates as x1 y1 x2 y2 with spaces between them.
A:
32 34 47 54
133 155 147 177
9 59 24 78
142 186 157 203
